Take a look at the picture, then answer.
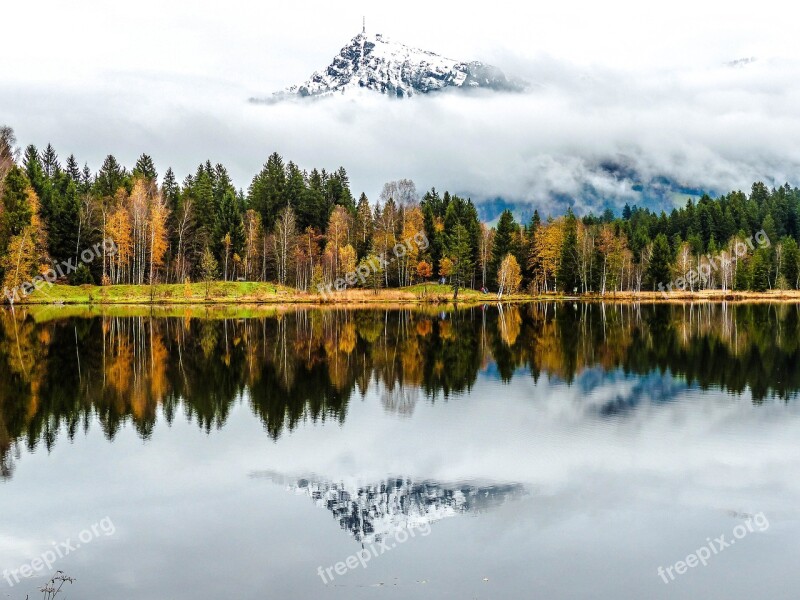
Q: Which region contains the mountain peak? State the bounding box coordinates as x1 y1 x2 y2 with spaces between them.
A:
259 30 523 102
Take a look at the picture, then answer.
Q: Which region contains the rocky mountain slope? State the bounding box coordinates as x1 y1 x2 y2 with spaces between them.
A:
262 30 523 101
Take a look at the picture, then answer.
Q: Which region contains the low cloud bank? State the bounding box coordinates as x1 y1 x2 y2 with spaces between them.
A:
2 56 799 216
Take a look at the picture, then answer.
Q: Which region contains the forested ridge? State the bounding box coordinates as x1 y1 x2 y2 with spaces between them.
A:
1 124 799 299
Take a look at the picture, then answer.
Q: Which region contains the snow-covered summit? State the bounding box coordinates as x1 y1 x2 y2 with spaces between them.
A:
262 30 523 101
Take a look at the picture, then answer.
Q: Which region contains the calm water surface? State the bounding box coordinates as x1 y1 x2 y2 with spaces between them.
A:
1 303 799 599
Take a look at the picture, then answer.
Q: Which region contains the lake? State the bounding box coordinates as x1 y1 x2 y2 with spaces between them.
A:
1 302 799 599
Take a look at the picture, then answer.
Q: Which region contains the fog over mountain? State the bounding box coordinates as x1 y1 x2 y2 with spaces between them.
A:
2 0 799 219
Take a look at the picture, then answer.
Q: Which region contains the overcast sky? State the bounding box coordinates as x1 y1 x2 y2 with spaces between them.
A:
2 0 799 215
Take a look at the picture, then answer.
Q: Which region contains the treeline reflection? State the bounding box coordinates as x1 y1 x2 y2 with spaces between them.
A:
1 302 799 478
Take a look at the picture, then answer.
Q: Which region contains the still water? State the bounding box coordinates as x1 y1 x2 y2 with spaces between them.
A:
1 303 799 599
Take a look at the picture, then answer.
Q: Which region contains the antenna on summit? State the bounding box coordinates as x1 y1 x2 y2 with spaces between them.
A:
362 16 365 34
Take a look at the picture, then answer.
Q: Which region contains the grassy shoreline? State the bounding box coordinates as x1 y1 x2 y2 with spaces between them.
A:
7 282 800 306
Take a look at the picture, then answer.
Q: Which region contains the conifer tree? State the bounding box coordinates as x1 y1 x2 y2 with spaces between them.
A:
247 152 286 231
80 164 93 194
23 146 46 194
647 233 672 290
214 188 245 279
750 248 771 291
447 224 473 300
95 155 126 197
0 167 33 254
161 168 179 209
65 154 81 182
354 192 373 259
133 154 158 182
46 172 80 263
558 208 580 293
781 237 800 289
41 144 60 178
490 209 517 288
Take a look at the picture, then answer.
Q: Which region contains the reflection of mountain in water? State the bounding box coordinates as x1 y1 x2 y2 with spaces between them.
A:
254 472 525 544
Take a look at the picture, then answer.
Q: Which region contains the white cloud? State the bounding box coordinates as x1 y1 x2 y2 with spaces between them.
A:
2 0 800 215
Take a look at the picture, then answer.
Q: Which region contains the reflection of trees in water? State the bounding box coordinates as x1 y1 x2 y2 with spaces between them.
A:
256 472 526 544
1 303 800 478
380 383 419 416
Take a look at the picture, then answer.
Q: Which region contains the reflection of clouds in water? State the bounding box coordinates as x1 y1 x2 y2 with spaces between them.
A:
576 368 693 416
252 471 525 544
249 370 800 526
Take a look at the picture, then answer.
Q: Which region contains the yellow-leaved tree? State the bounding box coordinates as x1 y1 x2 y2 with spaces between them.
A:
530 218 564 293
398 205 424 286
338 244 357 285
497 253 522 298
326 206 352 282
105 188 132 284
2 228 38 302
149 191 169 285
438 257 454 280
1 185 49 303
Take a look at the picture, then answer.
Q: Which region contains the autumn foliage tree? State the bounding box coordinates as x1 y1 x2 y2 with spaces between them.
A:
416 260 433 281
497 253 522 298
1 180 49 302
529 218 564 293
149 191 169 284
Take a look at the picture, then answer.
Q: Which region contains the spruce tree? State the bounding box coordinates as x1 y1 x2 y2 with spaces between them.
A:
490 210 516 288
41 143 60 178
750 248 771 291
80 164 93 194
133 153 158 181
781 237 800 289
420 188 446 270
622 203 632 220
65 154 81 182
190 166 216 245
23 145 45 192
47 172 80 263
761 213 777 247
247 152 286 231
283 162 311 229
734 258 750 290
447 224 473 300
558 208 580 293
324 167 355 213
647 233 672 290
0 167 34 252
95 155 126 197
161 168 180 210
354 192 373 259
214 188 245 277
